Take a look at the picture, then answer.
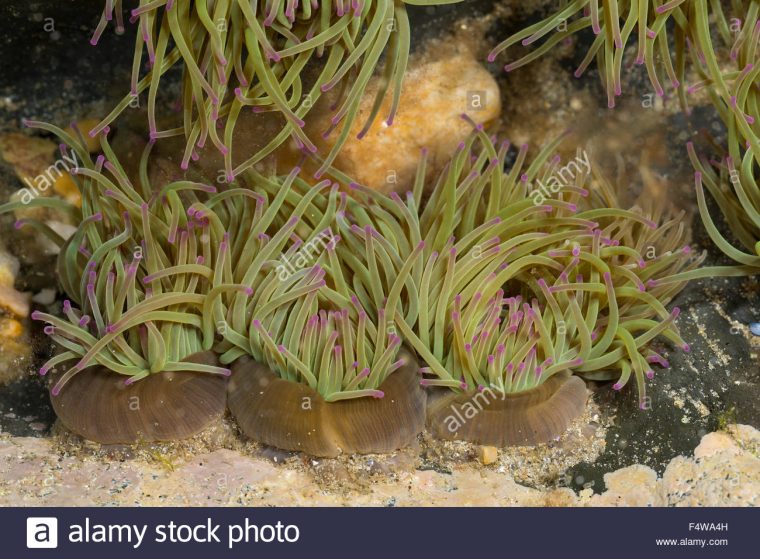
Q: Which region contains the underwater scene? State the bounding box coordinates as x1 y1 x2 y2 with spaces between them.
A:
0 0 758 519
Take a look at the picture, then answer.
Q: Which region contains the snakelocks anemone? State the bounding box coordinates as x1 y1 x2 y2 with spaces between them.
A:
90 0 463 181
489 1 760 112
489 0 691 109
688 134 760 268
227 309 426 456
387 124 702 445
682 0 760 270
165 163 428 456
684 0 759 141
0 121 231 443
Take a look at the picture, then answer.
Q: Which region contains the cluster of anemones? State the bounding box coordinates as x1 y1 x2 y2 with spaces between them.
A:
2 117 702 452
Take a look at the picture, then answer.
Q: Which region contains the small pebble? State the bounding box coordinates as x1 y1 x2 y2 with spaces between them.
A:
750 322 760 336
477 446 498 465
32 288 57 305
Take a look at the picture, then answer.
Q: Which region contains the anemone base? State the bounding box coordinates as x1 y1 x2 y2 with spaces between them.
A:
426 373 588 446
227 351 426 457
50 351 228 444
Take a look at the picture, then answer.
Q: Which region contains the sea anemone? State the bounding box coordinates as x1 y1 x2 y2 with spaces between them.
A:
227 314 425 457
194 167 427 455
684 1 759 147
45 352 227 444
421 288 591 445
488 0 692 108
488 1 760 112
682 1 760 269
1 121 231 443
89 0 463 182
688 137 760 267
388 124 701 444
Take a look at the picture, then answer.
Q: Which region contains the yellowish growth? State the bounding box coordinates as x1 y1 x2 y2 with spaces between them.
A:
53 172 82 208
0 133 57 181
0 317 24 339
72 119 103 154
312 51 501 192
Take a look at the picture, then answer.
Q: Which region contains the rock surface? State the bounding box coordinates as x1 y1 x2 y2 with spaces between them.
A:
0 240 32 385
0 425 756 506
0 242 29 319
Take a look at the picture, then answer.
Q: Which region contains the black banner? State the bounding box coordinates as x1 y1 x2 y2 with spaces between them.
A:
8 507 756 558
